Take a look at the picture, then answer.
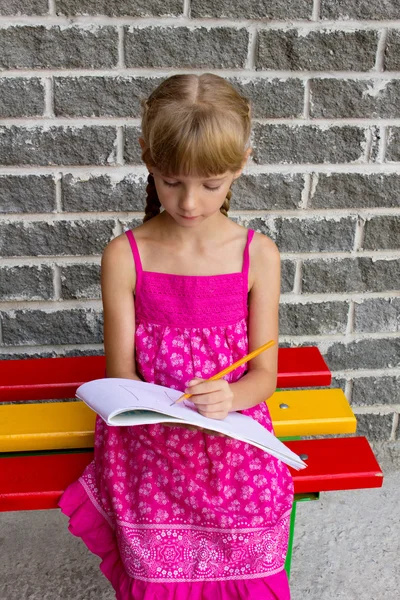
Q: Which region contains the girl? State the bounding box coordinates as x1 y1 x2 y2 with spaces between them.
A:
59 73 294 600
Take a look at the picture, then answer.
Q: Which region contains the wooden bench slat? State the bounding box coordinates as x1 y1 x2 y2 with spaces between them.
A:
269 389 357 437
286 437 383 493
0 347 331 402
0 389 355 452
0 437 383 512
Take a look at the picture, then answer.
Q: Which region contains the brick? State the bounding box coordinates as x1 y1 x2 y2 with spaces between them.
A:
354 298 400 333
280 301 349 336
386 127 400 161
356 413 394 442
0 126 117 166
124 126 146 165
256 30 378 72
60 264 101 300
0 220 115 257
281 261 296 294
0 175 55 213
191 0 312 19
384 30 400 71
125 27 249 69
325 338 400 371
363 216 400 250
252 124 365 164
62 174 146 212
54 77 163 118
310 79 400 119
352 377 400 407
0 26 117 69
0 266 53 301
0 78 45 118
302 258 400 294
247 216 356 252
0 1 48 14
230 78 304 119
321 0 400 19
120 218 146 232
1 309 103 345
56 0 183 16
309 174 400 209
231 174 304 210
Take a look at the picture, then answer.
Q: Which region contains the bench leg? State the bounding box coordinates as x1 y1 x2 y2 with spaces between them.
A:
284 499 297 578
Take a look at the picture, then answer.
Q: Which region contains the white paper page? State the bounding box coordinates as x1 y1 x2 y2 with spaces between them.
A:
76 378 306 470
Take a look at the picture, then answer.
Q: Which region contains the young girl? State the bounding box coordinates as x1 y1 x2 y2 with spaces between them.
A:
59 73 294 600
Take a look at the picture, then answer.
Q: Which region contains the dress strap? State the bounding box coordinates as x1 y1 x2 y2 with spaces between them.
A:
125 230 143 289
242 229 255 304
242 229 255 278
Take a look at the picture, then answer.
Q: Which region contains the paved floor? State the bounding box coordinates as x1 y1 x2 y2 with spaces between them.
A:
1 444 399 600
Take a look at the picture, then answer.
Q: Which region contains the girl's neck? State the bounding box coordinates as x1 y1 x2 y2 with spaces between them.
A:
155 210 233 246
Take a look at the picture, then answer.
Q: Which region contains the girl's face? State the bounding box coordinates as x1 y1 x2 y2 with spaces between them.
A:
151 168 238 226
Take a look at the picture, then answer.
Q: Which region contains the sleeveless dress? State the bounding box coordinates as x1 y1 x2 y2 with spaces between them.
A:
59 228 294 600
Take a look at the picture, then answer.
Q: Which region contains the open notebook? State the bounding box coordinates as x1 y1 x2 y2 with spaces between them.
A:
76 378 306 471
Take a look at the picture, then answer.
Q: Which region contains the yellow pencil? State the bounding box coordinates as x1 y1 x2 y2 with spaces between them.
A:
172 340 276 404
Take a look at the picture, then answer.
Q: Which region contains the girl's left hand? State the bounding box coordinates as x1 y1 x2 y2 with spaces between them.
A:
185 378 234 420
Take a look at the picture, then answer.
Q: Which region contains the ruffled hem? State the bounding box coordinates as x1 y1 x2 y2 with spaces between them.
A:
58 480 291 600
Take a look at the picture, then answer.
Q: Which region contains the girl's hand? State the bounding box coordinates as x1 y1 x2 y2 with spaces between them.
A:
185 378 234 420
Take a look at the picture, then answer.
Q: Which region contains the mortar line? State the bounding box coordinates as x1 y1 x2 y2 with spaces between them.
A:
2 16 400 29
183 0 191 18
390 412 399 441
5 116 400 126
54 172 63 212
344 379 353 403
300 173 311 209
117 25 125 69
48 0 56 16
377 125 388 163
3 164 400 175
53 264 61 301
345 301 355 336
43 77 54 118
293 260 303 295
353 216 365 252
3 69 400 80
245 25 258 70
303 78 310 119
312 0 321 21
375 28 388 72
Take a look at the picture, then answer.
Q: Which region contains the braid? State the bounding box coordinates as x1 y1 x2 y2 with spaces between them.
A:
220 188 232 217
143 173 161 223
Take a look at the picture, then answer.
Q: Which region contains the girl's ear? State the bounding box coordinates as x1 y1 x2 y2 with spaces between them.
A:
139 137 146 150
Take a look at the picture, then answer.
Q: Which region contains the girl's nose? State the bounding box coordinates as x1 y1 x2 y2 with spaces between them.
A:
179 188 197 211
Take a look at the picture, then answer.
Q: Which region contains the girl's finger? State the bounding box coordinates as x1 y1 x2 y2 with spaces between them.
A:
185 380 225 395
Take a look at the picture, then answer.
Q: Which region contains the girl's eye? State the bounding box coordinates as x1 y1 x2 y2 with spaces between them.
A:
204 186 221 192
163 180 179 187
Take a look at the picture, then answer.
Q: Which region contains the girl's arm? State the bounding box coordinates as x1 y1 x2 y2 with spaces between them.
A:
101 234 141 380
186 232 280 416
229 232 280 411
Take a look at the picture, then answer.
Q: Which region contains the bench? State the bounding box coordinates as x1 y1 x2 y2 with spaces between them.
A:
0 347 383 577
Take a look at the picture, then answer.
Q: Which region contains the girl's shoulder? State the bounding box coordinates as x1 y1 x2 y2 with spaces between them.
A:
248 229 280 290
249 228 280 264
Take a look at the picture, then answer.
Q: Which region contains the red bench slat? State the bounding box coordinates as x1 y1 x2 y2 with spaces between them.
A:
0 347 331 402
0 437 382 512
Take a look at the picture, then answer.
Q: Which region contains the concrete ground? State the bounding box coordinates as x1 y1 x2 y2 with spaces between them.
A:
1 443 399 600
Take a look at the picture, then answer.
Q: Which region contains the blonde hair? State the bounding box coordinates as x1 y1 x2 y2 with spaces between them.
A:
140 74 251 222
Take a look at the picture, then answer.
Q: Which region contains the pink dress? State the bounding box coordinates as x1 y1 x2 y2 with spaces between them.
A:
59 228 294 600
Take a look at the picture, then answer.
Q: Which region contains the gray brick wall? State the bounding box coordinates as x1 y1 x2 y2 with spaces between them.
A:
0 1 399 443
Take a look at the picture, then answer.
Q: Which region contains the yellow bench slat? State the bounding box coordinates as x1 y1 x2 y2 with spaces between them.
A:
0 388 356 452
0 402 96 452
268 389 356 437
